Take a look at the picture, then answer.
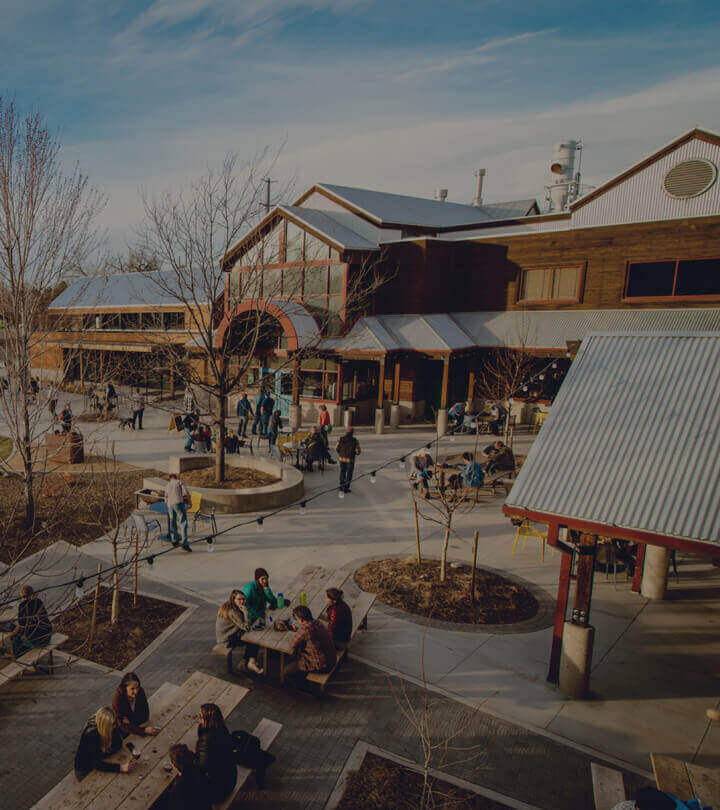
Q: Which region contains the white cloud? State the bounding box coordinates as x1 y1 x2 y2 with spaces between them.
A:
394 30 555 81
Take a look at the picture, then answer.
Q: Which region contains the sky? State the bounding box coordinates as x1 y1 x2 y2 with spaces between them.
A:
3 0 720 253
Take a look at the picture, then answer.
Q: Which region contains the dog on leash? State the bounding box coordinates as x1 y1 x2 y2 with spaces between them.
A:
117 416 134 430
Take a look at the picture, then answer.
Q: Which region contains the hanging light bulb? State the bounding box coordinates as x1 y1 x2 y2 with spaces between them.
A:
509 397 514 405
74 577 86 600
147 555 155 566
338 489 345 500
449 432 455 442
206 537 214 553
256 517 264 533
552 362 558 369
370 471 377 484
539 374 545 381
523 385 528 392
299 501 307 516
398 456 406 470
425 442 432 450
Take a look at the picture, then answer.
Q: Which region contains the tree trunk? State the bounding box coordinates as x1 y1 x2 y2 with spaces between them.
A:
215 389 226 484
413 498 422 566
111 542 120 624
439 519 452 583
21 364 36 529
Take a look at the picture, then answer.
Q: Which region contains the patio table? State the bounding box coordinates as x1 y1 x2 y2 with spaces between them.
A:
148 500 172 542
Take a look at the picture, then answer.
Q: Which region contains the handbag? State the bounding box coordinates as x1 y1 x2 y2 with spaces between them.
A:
230 730 276 771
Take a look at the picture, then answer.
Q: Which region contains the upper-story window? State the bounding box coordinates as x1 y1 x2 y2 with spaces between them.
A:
518 265 583 303
624 258 720 299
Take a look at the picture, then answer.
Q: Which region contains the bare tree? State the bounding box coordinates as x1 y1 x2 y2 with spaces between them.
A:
0 99 105 526
139 151 390 483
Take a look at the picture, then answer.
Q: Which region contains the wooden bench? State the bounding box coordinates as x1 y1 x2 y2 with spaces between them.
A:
591 762 626 810
651 752 720 806
32 680 180 809
306 581 376 694
0 633 67 687
213 717 282 810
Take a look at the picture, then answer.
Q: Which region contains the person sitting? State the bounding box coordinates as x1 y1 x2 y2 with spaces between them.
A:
156 743 212 810
489 402 507 436
241 568 278 626
286 605 336 687
481 440 515 474
216 589 263 674
8 585 52 658
461 451 484 488
412 448 434 498
199 424 213 453
112 672 159 738
74 706 135 780
448 401 465 429
194 703 237 805
322 588 352 650
304 426 326 471
223 427 239 454
60 402 73 433
610 786 692 809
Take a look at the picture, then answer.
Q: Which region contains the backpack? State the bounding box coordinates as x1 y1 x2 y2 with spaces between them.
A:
230 730 276 771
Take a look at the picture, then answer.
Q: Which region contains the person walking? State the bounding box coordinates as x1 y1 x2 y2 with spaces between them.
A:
183 386 196 415
336 427 360 494
267 410 282 456
260 391 275 437
251 391 266 437
60 402 73 433
236 393 252 438
48 393 58 424
182 411 198 453
131 388 145 430
164 473 192 551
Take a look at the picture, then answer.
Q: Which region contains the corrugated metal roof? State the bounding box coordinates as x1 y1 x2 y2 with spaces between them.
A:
280 206 381 251
270 298 321 347
49 271 212 310
322 308 720 353
504 332 720 547
317 183 537 229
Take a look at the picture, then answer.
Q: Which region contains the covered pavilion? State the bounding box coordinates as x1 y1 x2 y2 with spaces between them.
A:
504 331 720 697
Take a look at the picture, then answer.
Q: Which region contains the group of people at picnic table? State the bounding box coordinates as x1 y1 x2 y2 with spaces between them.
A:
216 567 352 686
411 440 515 498
73 671 273 809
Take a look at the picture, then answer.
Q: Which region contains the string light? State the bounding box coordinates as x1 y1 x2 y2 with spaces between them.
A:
206 537 214 553
147 555 155 566
256 517 264 533
74 577 86 599
425 442 432 449
552 362 558 369
398 456 406 470
338 489 345 499
539 374 545 381
370 471 377 484
299 501 307 516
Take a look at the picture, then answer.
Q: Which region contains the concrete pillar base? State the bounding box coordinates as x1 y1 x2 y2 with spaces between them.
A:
390 403 400 429
437 408 448 438
559 622 595 699
289 404 301 432
641 545 670 600
374 408 385 435
343 408 354 428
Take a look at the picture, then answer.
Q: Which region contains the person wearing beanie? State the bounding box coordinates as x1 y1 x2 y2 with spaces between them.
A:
241 568 278 624
321 587 352 649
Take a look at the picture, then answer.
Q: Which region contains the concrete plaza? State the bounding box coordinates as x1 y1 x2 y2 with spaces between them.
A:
2 393 719 806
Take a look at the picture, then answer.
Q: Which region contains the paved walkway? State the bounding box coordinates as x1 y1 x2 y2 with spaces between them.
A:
2 394 720 794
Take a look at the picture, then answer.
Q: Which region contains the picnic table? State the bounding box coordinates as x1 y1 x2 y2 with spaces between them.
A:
34 671 248 810
651 753 720 807
148 500 172 542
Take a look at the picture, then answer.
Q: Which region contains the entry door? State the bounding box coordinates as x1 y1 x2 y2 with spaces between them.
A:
273 370 293 419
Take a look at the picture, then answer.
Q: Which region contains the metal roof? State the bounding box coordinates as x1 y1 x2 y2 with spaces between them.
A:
279 206 380 251
322 308 720 353
504 332 720 548
269 298 321 347
316 183 538 229
49 271 212 310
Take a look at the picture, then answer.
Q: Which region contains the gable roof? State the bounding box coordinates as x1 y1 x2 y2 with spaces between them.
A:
571 127 720 212
49 271 212 310
280 206 380 251
304 183 539 229
504 331 720 553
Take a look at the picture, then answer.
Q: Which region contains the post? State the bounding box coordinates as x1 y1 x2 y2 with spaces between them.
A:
133 527 139 607
88 563 102 653
466 370 476 411
289 357 301 431
632 543 646 593
393 361 401 403
548 533 572 683
641 544 670 600
375 357 386 435
169 357 175 399
413 499 422 565
470 529 479 605
437 355 450 437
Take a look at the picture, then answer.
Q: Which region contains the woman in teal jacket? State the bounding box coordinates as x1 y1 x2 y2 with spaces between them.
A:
241 568 277 623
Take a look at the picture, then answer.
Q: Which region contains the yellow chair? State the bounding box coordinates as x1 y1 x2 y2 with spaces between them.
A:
512 520 555 564
188 490 217 536
533 410 548 434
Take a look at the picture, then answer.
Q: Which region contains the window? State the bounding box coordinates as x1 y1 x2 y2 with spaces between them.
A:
263 222 282 265
519 265 582 302
625 258 720 299
300 359 338 401
304 232 325 261
285 222 304 262
282 267 303 298
262 268 283 297
164 312 185 330
304 265 327 296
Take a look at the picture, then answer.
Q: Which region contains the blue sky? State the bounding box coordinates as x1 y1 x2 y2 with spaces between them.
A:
3 0 720 251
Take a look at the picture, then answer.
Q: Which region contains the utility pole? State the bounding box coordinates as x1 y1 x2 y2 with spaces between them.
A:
262 178 276 213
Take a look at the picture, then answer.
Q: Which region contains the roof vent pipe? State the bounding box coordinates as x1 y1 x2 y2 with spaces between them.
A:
473 169 486 207
435 188 448 202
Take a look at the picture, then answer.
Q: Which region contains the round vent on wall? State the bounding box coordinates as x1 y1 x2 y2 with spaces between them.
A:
663 158 717 199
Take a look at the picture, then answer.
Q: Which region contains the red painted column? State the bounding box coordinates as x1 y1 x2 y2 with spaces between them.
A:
632 543 646 593
548 546 573 684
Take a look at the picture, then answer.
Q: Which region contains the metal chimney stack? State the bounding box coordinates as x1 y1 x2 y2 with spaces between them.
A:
472 169 486 207
434 188 448 202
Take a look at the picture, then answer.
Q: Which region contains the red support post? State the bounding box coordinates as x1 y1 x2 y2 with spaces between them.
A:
632 542 646 593
548 530 572 684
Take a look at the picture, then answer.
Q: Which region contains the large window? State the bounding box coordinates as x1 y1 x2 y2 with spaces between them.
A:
625 258 720 299
301 359 339 401
518 265 583 302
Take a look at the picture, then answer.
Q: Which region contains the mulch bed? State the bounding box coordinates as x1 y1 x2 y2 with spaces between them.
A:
337 752 509 809
55 589 186 669
0 469 164 566
355 558 538 624
161 466 279 490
